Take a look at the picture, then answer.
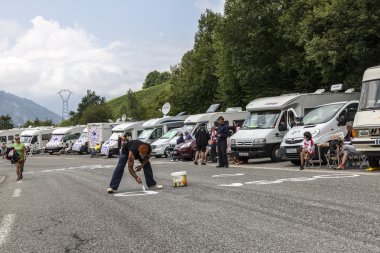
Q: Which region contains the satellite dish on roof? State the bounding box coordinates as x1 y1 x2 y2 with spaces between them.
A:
121 114 127 122
162 102 171 116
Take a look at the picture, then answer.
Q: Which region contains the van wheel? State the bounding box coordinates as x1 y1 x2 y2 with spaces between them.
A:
368 157 379 168
290 160 301 166
270 145 283 162
164 148 169 158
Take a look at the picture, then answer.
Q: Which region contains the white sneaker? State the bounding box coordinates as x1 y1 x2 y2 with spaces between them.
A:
107 188 117 194
149 184 163 189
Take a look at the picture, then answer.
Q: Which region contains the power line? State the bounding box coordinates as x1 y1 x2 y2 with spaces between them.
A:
58 90 72 121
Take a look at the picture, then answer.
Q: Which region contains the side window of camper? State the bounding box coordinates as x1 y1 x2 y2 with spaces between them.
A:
31 136 38 144
151 129 162 139
0 136 6 142
346 104 359 122
42 134 51 141
8 135 14 141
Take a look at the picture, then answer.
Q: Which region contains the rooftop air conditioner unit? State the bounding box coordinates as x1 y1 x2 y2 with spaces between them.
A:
331 84 343 92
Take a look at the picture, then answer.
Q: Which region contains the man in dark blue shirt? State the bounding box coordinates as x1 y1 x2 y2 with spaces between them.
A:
216 116 229 168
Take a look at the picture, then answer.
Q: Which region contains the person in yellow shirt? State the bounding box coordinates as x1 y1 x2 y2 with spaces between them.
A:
12 135 27 180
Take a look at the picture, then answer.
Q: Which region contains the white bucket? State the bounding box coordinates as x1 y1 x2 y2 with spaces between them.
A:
171 171 187 187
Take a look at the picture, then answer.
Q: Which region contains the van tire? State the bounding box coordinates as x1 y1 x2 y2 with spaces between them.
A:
270 145 283 162
290 160 301 166
368 157 379 168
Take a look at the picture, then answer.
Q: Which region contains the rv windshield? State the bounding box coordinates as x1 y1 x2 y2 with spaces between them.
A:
20 136 32 143
49 135 64 143
161 129 179 139
302 103 344 125
359 80 380 110
79 133 87 139
139 129 153 140
242 111 280 129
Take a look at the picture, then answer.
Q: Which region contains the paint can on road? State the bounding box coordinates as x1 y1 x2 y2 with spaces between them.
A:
171 171 187 187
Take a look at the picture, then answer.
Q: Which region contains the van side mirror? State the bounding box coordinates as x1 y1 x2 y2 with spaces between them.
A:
279 122 287 132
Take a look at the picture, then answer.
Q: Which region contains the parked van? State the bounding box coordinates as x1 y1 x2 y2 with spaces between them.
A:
184 107 249 135
231 87 359 163
0 128 25 146
138 115 187 144
352 66 380 168
281 101 359 164
101 122 144 157
45 125 86 154
20 127 54 153
72 128 88 154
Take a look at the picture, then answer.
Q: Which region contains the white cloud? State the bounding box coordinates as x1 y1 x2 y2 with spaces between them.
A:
0 16 188 115
194 0 225 14
0 19 24 38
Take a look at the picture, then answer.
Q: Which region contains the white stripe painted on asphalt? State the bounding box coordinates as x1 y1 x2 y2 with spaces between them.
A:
0 214 15 246
114 190 158 197
12 189 21 198
212 173 245 178
16 181 23 184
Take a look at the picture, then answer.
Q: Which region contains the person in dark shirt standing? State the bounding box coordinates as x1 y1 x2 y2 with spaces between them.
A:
216 116 229 168
194 124 210 165
107 140 163 193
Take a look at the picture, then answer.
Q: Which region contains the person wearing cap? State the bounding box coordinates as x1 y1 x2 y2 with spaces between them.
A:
12 135 27 180
216 116 229 168
107 140 163 193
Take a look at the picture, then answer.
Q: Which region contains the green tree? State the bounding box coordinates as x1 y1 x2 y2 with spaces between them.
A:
69 90 106 124
22 118 54 128
80 104 113 124
0 114 14 129
143 71 171 89
119 89 146 120
170 10 222 114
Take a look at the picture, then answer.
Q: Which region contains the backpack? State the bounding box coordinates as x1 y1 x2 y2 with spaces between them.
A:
6 148 20 164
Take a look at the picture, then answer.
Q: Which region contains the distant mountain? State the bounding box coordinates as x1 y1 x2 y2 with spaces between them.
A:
0 91 61 125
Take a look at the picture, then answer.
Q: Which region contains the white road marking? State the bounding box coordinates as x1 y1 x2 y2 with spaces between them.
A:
0 177 5 184
12 189 21 198
219 174 360 187
16 180 23 184
23 164 115 174
114 190 158 197
0 214 15 246
212 173 245 178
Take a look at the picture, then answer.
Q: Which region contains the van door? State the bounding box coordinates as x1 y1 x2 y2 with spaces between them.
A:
287 108 298 129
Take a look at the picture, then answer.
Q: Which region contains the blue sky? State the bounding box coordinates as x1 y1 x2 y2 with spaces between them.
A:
0 0 224 115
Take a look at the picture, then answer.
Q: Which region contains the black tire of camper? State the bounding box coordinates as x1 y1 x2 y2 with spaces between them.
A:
368 157 379 168
270 145 283 162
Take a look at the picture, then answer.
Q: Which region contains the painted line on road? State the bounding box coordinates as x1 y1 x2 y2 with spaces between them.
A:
212 173 245 178
0 176 5 184
219 173 360 187
114 190 158 197
16 181 23 184
23 164 115 174
0 214 15 246
12 189 21 198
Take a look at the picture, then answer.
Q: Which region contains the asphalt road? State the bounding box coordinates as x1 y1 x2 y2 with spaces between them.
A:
0 155 380 252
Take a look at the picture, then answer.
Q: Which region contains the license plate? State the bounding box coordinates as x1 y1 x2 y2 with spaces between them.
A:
375 139 380 145
286 148 298 154
239 152 249 157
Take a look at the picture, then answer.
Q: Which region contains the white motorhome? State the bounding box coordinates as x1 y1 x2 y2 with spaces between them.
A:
45 125 86 154
20 127 55 153
87 123 119 149
281 101 359 165
184 107 249 135
231 87 360 162
138 115 187 144
101 122 144 157
72 128 88 154
0 128 25 146
352 66 380 168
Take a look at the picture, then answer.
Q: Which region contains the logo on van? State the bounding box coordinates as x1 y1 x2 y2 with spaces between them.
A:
264 102 278 105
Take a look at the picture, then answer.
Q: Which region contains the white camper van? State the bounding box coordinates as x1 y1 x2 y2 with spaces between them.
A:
0 128 25 146
281 101 359 164
45 125 86 154
184 108 249 136
101 122 144 157
352 66 380 168
231 87 360 162
72 128 88 154
20 127 54 153
87 123 119 150
138 115 187 144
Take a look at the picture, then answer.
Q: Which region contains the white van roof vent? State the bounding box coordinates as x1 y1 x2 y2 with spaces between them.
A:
314 89 325 94
225 107 242 112
345 88 355 93
331 84 343 92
